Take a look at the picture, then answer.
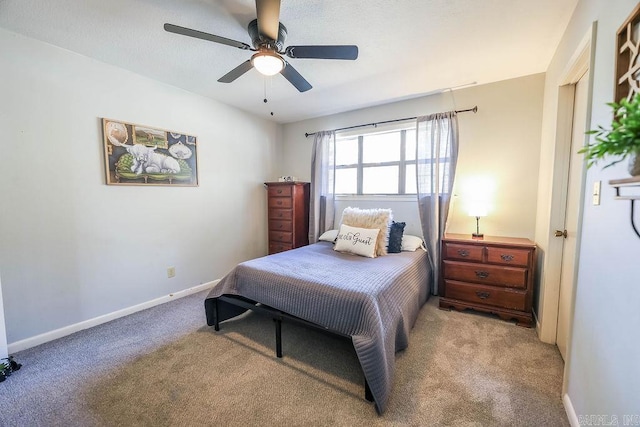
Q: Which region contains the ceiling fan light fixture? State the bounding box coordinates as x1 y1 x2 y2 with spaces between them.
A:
251 51 285 76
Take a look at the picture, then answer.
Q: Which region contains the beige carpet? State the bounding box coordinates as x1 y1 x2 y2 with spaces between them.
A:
1 292 568 426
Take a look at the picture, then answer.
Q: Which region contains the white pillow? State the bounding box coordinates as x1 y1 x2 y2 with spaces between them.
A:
402 235 426 252
318 229 338 242
340 207 392 256
334 224 380 258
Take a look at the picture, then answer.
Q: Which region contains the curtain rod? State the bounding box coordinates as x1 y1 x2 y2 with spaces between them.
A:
304 106 478 138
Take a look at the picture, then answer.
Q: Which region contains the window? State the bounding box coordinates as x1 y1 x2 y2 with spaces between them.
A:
334 125 417 195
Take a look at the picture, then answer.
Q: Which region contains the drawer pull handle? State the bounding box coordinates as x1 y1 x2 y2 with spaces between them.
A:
476 291 490 299
277 201 282 205
279 224 283 229
475 271 490 279
500 254 514 262
457 249 470 257
277 189 283 194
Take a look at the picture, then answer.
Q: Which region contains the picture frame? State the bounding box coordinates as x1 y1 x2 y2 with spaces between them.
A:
102 118 199 186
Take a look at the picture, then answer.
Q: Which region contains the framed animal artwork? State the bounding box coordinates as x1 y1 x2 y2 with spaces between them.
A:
102 118 199 186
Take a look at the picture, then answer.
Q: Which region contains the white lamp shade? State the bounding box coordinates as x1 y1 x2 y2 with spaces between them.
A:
251 52 284 76
468 201 489 217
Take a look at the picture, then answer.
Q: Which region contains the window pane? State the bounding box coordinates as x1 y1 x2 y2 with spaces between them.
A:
363 132 400 163
335 137 358 166
405 163 417 194
416 160 451 194
405 129 416 160
335 168 357 194
363 166 399 194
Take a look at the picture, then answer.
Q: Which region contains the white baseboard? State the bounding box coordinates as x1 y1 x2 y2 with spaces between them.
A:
563 393 579 427
8 280 218 354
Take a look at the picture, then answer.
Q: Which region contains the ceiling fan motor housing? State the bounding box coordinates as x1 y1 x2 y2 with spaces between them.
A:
248 18 287 51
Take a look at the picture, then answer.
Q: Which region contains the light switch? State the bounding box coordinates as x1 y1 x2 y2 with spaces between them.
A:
592 180 601 205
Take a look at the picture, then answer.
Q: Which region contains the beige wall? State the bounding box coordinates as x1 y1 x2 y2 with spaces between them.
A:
281 74 545 241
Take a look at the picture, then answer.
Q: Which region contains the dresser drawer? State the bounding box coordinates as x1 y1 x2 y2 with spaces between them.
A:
269 242 293 254
269 220 293 232
269 230 293 243
444 280 527 311
443 242 484 262
443 260 527 289
486 247 530 267
268 185 292 198
269 208 293 220
268 197 292 209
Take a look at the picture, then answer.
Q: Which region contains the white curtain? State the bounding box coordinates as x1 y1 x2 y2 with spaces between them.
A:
416 112 459 294
309 131 336 243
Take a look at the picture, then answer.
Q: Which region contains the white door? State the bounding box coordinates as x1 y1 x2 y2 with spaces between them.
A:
556 71 589 360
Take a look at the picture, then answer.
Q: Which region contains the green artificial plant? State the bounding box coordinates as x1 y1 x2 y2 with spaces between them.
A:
580 92 640 170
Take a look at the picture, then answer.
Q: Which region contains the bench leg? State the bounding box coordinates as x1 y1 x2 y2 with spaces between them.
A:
275 318 282 358
365 379 373 402
213 299 220 331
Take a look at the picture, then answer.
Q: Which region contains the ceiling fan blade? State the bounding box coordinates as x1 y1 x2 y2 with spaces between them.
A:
218 60 254 83
285 45 359 60
255 0 281 40
164 23 251 50
280 61 312 92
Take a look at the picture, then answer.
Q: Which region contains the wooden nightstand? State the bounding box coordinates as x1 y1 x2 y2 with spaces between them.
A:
439 233 536 327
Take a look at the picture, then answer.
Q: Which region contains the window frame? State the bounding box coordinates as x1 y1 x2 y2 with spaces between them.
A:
335 128 416 196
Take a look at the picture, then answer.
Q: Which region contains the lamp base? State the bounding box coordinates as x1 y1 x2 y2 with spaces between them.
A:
472 216 484 239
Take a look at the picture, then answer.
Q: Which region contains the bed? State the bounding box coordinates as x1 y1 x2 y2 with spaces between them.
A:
204 240 431 414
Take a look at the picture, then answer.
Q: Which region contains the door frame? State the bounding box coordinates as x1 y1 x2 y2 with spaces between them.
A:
556 69 589 361
537 23 595 349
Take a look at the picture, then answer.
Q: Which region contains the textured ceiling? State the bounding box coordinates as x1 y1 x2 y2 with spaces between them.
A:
0 0 578 123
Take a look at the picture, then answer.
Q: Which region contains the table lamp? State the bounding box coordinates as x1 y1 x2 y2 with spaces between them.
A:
468 203 488 239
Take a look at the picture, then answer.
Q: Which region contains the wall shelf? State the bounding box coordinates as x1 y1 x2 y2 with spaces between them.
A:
610 176 640 238
610 176 640 200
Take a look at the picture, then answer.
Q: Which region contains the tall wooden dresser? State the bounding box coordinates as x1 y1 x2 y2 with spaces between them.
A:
439 233 536 327
265 182 310 254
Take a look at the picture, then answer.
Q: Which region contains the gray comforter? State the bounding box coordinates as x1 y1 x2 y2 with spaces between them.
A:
204 241 431 413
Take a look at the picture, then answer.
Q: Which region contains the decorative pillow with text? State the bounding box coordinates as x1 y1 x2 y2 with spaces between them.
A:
340 207 392 256
334 224 380 258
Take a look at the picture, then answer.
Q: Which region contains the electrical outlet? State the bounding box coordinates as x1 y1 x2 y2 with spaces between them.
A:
167 267 176 278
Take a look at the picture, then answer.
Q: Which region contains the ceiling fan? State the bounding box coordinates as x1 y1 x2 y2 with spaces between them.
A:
164 0 358 92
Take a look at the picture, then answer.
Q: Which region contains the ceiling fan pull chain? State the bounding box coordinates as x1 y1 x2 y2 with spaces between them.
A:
264 77 268 103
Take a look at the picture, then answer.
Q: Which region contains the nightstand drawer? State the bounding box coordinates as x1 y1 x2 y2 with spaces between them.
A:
269 209 293 220
268 197 292 209
269 230 293 243
443 260 527 289
268 185 293 198
444 280 527 311
269 220 293 232
486 247 530 267
443 242 484 262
